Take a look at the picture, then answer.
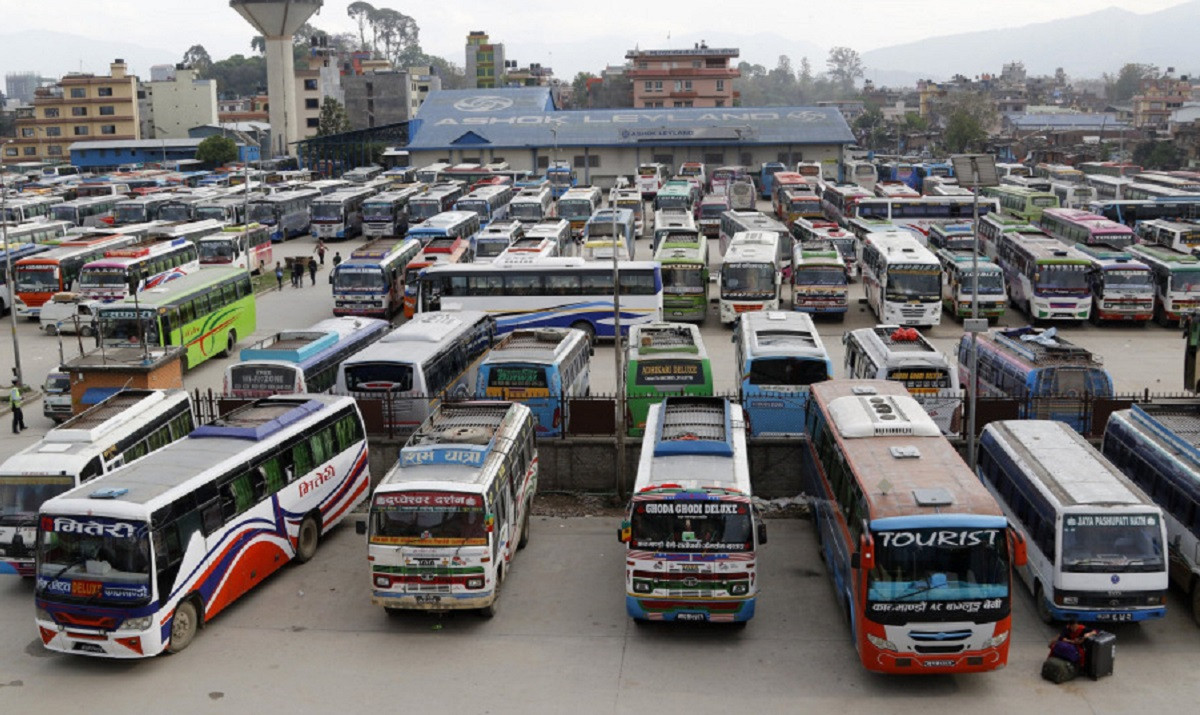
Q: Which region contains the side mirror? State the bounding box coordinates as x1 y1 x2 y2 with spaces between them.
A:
757 521 768 546
355 520 366 535
857 532 876 571
484 513 495 533
617 520 631 544
1010 529 1028 567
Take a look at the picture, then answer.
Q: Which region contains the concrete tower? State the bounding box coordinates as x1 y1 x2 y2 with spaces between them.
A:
230 0 322 157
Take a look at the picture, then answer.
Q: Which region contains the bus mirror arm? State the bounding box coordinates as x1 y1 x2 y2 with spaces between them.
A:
1009 529 1028 567
355 520 366 535
856 532 875 571
617 520 631 544
757 521 768 546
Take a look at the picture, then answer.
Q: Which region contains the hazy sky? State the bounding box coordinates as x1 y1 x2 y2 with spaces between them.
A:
1 0 1191 78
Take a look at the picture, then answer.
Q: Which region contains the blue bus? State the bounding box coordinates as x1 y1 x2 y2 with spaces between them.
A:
476 327 592 437
453 184 515 227
958 326 1114 433
733 311 832 437
225 316 391 397
759 162 787 200
583 208 636 259
247 189 321 242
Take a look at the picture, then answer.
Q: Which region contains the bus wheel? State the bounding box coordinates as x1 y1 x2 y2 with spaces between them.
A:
479 570 501 618
167 598 200 654
570 321 595 347
220 331 236 358
294 515 320 563
80 325 94 337
517 509 530 550
44 323 58 336
1034 583 1055 624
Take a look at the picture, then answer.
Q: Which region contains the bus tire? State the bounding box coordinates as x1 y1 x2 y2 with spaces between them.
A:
44 323 58 336
80 325 95 337
166 597 201 654
517 509 530 550
220 330 236 358
479 569 501 619
1035 583 1055 624
570 321 595 347
294 514 320 564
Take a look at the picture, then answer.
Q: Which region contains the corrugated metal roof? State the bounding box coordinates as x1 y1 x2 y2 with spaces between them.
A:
1004 113 1129 130
69 138 208 151
408 88 855 150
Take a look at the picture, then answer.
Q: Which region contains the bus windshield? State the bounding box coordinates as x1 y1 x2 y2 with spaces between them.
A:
114 206 148 225
961 271 1006 295
0 476 75 521
1104 269 1153 292
661 265 705 294
408 200 441 221
158 206 191 222
1061 513 1164 573
558 200 592 220
370 492 488 546
199 240 236 262
629 499 753 553
885 267 940 299
722 263 776 299
248 204 277 223
456 199 489 217
99 309 159 344
79 267 128 288
344 363 413 392
334 267 385 292
36 516 152 606
1038 265 1089 293
16 266 59 292
362 203 394 221
475 239 510 259
194 207 228 222
311 203 343 221
1171 271 1200 293
509 203 543 221
748 357 829 386
794 266 845 286
867 527 1010 614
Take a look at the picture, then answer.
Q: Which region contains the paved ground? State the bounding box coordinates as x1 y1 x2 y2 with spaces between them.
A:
2 517 1200 714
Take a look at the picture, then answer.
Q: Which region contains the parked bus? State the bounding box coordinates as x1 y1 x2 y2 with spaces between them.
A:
696 194 730 239
1074 244 1154 324
248 189 320 242
50 195 120 228
995 231 1092 322
476 327 591 437
1084 174 1133 202
33 394 368 657
937 249 1007 321
733 310 831 437
1079 162 1142 179
0 243 50 314
710 165 748 196
497 236 560 263
625 322 713 436
583 208 636 259
97 268 256 370
0 194 64 225
979 420 1167 624
874 181 921 200
1001 175 1053 193
0 390 195 577
336 310 495 432
958 326 1114 433
759 161 787 199
226 316 390 397
1128 243 1200 324
557 186 603 238
156 193 220 223
415 258 663 343
404 236 472 319
404 209 482 249
802 379 1025 674
984 185 1060 224
775 186 824 228
310 187 374 240
1102 403 1200 623
112 194 175 226
197 224 272 274
843 325 961 434
414 162 452 184
362 188 420 238
2 220 72 246
193 195 249 225
652 208 699 254
454 184 514 227
618 397 764 623
1033 163 1085 185
1051 182 1097 210
362 400 534 617
1123 183 1197 201
525 219 572 258
654 182 696 221
719 231 783 325
1135 171 1200 193
717 210 791 266
1136 218 1200 253
854 196 1000 241
927 222 976 252
13 234 141 317
331 237 421 319
636 162 671 199
508 185 555 224
821 183 874 227
472 220 524 261
611 187 645 237
860 230 942 327
407 184 465 225
996 162 1032 178
793 218 859 280
846 160 878 192
342 164 384 183
76 237 199 302
1040 207 1136 250
656 230 709 323
791 242 848 318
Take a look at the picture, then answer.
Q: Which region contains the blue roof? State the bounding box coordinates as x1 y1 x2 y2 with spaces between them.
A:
408 88 855 150
1004 113 1129 130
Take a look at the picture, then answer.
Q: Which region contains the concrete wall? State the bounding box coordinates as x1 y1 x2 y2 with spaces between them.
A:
367 436 808 499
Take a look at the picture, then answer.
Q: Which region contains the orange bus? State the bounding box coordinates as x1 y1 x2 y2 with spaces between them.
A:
12 233 141 318
802 379 1026 674
403 236 471 318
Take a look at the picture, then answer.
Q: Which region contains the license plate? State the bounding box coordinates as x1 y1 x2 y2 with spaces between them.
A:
73 642 105 654
675 612 706 622
922 659 955 667
1096 612 1133 622
415 595 442 605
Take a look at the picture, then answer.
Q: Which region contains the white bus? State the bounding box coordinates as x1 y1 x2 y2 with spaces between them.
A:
860 230 942 326
652 208 699 254
636 162 671 199
472 220 525 261
0 390 195 577
853 195 1000 242
1052 181 1097 210
33 395 369 657
717 209 791 264
508 185 555 224
979 420 1168 624
197 224 273 274
454 184 515 227
1 194 64 225
842 324 961 434
719 231 783 325
415 258 663 343
336 310 496 433
525 219 573 258
2 220 72 246
311 187 376 240
618 397 764 623
76 237 200 302
361 401 537 618
362 187 422 238
50 195 121 228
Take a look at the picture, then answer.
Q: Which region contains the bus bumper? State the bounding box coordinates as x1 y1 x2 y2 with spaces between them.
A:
1096 309 1152 322
371 590 495 612
625 595 755 623
1044 603 1165 623
866 646 1007 674
0 557 34 577
35 609 163 659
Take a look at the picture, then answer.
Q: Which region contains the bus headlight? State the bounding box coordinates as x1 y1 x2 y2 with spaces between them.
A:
35 607 53 623
119 616 153 631
985 631 1009 648
633 581 653 594
373 575 391 588
1146 594 1165 606
866 633 897 652
728 582 749 595
1056 594 1078 606
466 577 484 590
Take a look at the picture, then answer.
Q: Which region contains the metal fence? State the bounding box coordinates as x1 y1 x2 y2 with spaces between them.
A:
190 388 1197 441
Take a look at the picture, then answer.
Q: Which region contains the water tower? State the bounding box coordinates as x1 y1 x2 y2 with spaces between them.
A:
230 0 323 157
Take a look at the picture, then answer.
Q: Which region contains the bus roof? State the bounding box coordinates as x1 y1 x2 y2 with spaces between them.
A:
346 311 490 367
737 311 828 360
810 380 1002 523
382 401 529 490
980 326 1100 365
984 420 1151 509
634 398 750 495
628 322 707 358
482 327 587 365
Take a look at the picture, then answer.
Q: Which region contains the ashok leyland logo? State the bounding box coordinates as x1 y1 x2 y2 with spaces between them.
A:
454 96 514 112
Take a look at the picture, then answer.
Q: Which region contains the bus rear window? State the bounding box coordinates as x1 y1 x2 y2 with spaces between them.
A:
748 357 829 386
344 363 413 392
487 365 548 389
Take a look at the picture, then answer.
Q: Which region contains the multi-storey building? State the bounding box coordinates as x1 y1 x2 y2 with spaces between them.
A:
626 43 739 109
465 31 505 89
1133 76 1192 133
145 66 219 139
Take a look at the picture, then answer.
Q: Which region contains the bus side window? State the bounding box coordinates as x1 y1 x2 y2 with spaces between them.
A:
80 456 103 483
261 455 285 493
292 440 314 478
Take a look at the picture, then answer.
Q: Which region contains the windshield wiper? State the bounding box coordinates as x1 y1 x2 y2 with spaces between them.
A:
45 556 89 584
896 574 949 601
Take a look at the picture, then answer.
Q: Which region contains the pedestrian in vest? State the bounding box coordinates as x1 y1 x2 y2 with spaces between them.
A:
315 240 328 266
275 262 284 290
10 379 25 433
308 257 318 286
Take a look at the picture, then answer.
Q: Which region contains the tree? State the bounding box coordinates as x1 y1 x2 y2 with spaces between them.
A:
347 1 376 49
317 97 351 136
798 57 815 101
182 45 213 77
206 54 267 98
825 46 864 93
371 8 419 66
250 36 265 54
1105 63 1160 102
571 72 596 108
1133 140 1184 170
195 136 238 166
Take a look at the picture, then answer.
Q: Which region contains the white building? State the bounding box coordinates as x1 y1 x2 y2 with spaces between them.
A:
146 67 218 139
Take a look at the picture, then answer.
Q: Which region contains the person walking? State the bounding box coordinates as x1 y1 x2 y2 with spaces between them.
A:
275 261 284 291
308 258 318 286
315 240 328 267
291 259 304 289
9 379 25 433
332 251 343 269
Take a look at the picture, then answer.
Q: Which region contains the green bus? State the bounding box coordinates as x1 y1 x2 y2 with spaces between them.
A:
625 322 713 436
654 230 709 322
97 267 257 370
983 185 1060 225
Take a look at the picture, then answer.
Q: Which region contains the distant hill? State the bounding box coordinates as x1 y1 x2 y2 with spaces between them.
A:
862 2 1200 83
0 30 176 82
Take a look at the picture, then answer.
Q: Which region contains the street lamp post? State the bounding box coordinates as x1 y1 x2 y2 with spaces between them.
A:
1 143 27 388
612 205 626 500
